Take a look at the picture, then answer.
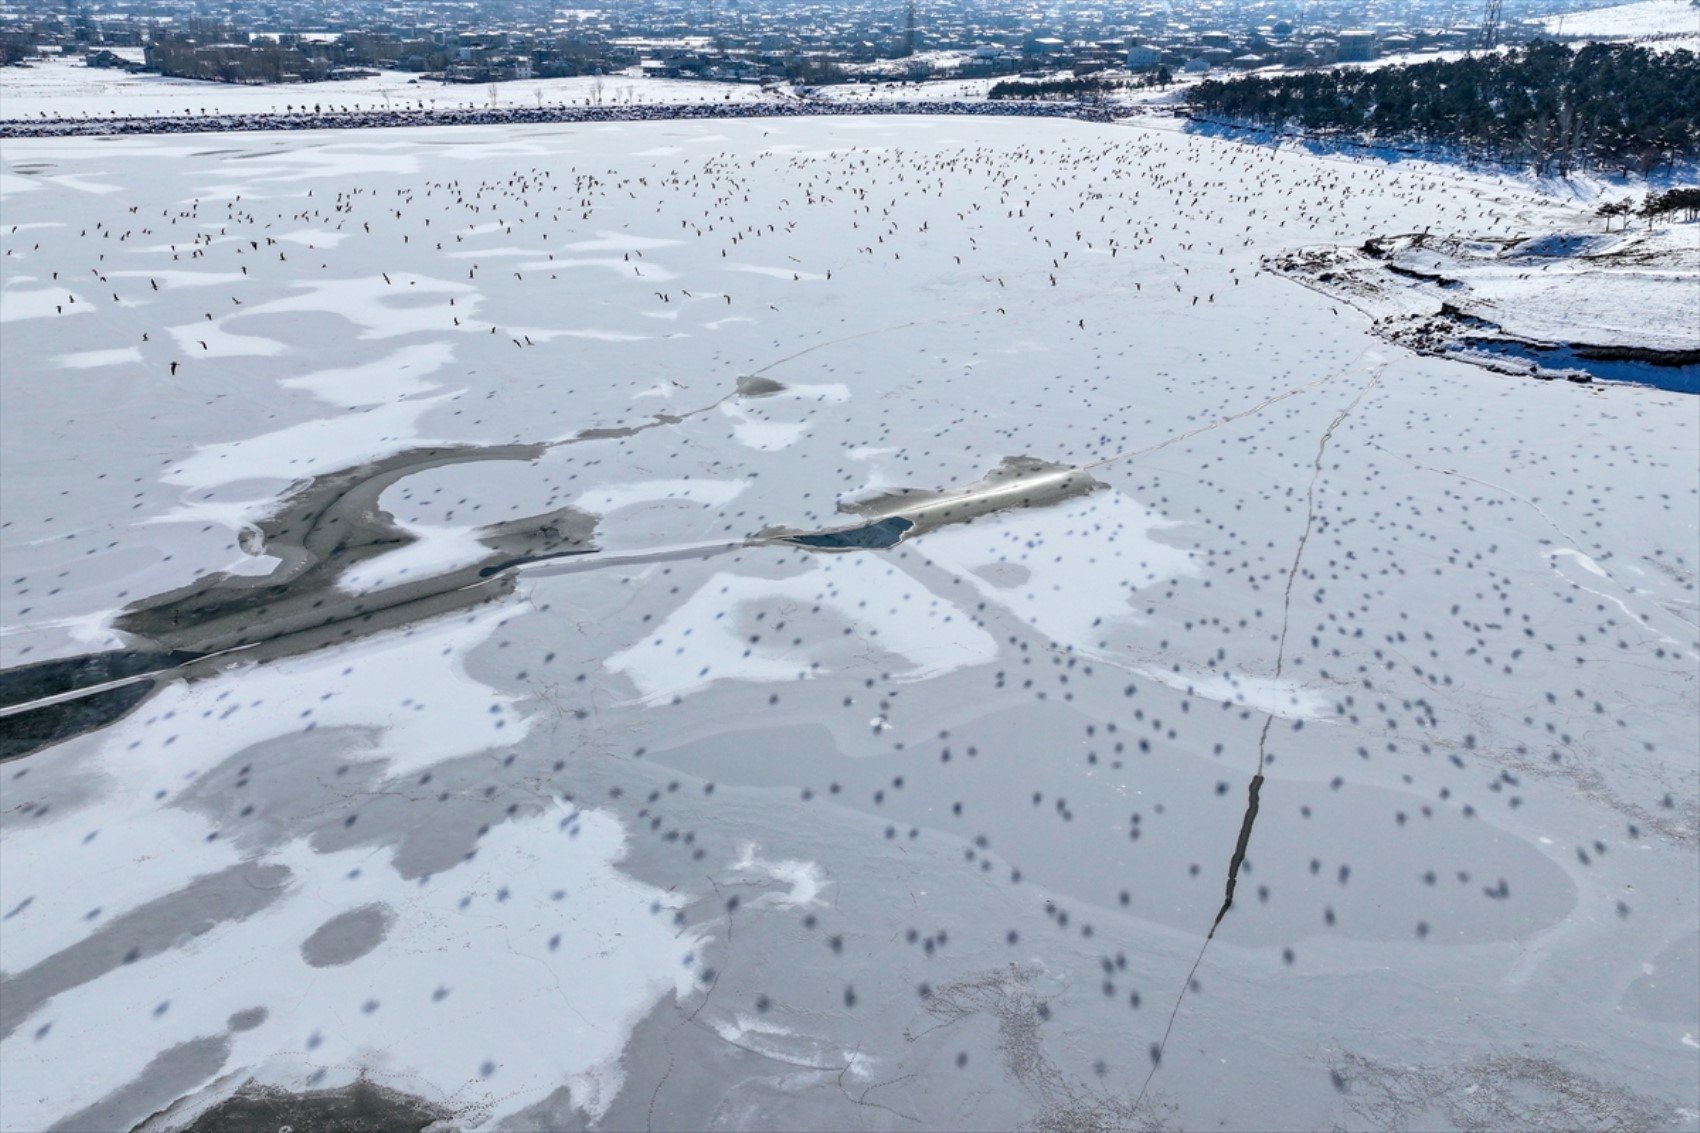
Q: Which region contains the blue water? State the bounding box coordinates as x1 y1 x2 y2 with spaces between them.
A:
787 516 915 550
1464 339 1700 394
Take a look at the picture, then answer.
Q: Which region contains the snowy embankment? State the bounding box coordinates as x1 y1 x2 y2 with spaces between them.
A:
1265 224 1700 388
1544 0 1700 42
0 95 1112 137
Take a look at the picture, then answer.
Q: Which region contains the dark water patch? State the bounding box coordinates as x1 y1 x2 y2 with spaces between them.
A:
157 1078 449 1133
0 650 198 710
1 679 158 763
0 649 202 762
1210 773 1264 932
787 516 915 550
1514 233 1598 257
1462 339 1700 393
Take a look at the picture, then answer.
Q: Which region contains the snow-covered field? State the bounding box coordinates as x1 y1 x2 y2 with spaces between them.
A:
1541 0 1700 51
0 55 1177 128
1544 0 1700 39
1 115 1696 1131
0 58 783 121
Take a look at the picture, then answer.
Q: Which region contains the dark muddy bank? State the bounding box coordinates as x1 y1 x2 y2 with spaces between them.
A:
134 1078 450 1133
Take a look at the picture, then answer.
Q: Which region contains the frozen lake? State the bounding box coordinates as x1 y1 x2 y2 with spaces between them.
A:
1 116 1696 1131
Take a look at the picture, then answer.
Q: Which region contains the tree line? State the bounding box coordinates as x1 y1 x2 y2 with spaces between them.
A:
1186 42 1699 174
1597 186 1700 229
988 70 1172 100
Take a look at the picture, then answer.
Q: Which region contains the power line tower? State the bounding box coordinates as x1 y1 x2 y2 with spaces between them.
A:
1477 0 1503 51
903 0 916 57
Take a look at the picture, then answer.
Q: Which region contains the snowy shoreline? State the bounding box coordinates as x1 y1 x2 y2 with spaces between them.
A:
0 97 1117 138
1264 228 1700 391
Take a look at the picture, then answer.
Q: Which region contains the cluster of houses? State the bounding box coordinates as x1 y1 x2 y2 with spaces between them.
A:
1135 23 1484 75
1 0 1541 86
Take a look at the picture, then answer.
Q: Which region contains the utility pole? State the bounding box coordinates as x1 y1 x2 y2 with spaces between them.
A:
1477 0 1503 51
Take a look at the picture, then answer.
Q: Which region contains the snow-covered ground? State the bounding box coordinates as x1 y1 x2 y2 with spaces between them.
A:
1543 0 1700 39
1 115 1696 1132
1265 222 1700 384
0 58 782 121
0 55 1183 128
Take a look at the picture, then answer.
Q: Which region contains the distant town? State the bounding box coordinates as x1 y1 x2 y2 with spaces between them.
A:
0 0 1652 89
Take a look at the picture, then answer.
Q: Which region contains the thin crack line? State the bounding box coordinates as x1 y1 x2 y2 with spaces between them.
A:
1135 359 1383 1110
1082 371 1338 474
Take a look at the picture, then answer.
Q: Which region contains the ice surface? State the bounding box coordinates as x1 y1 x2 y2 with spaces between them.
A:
916 489 1196 653
1 115 1695 1131
606 558 998 704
